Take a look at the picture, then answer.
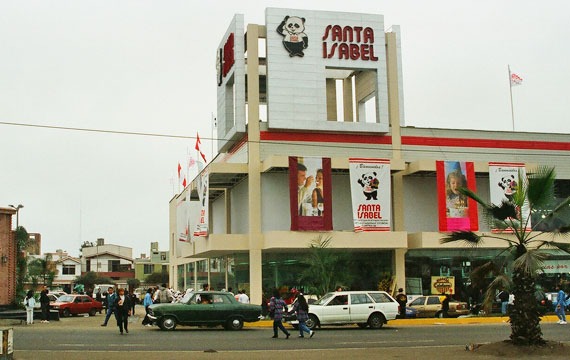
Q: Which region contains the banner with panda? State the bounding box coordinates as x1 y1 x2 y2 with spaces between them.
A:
489 162 530 232
349 158 391 232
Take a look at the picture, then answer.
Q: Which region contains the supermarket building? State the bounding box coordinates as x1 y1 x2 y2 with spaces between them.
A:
168 8 570 304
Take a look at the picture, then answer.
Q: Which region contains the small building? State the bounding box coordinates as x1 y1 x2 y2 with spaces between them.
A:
81 238 134 287
134 242 170 283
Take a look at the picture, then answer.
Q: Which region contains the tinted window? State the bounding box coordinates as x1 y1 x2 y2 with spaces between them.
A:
410 297 425 306
427 297 441 305
351 294 372 304
316 293 335 306
368 292 394 303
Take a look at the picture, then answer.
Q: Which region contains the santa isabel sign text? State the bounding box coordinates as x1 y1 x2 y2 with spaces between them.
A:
322 25 378 61
356 204 383 219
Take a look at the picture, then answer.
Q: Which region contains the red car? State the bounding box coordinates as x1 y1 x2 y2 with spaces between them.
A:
51 294 103 317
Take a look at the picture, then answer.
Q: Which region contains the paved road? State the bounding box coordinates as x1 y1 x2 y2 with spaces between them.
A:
4 310 569 359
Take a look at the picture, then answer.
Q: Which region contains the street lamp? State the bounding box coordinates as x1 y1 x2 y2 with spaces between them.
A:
8 204 23 229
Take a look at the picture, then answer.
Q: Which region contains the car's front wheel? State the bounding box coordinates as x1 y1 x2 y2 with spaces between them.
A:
160 316 177 331
89 308 97 316
306 314 319 330
63 308 71 317
225 317 244 331
368 313 385 329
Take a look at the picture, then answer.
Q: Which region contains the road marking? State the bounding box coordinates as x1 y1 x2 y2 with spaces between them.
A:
338 339 435 345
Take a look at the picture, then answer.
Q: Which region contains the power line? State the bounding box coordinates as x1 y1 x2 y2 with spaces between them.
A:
1 120 569 158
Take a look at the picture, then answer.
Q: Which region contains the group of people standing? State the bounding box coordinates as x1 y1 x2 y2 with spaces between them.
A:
23 287 52 325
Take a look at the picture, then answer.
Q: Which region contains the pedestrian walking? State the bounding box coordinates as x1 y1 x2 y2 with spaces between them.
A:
269 289 290 339
395 288 407 319
115 288 131 334
441 294 450 318
555 285 567 325
101 287 117 326
498 289 509 315
23 290 36 325
290 293 314 338
141 288 154 326
39 287 50 323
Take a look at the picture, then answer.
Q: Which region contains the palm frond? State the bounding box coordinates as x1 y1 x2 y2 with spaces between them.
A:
482 274 511 312
536 240 570 255
512 250 546 276
440 231 481 246
490 200 518 221
458 187 491 210
527 166 556 208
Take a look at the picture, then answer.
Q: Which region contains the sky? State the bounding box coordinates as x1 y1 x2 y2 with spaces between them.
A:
1 1 569 258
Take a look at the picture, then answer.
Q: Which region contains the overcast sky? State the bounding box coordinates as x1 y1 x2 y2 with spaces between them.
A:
1 1 568 258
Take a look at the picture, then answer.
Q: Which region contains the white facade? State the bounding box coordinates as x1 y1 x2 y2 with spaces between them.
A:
169 8 570 304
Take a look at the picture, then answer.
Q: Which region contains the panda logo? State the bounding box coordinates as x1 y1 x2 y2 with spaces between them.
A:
498 175 517 201
357 172 379 200
276 15 309 57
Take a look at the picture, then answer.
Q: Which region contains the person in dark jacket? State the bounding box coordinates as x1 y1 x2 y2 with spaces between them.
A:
115 288 131 334
269 289 290 339
39 287 51 323
442 294 450 318
101 287 116 326
291 293 314 338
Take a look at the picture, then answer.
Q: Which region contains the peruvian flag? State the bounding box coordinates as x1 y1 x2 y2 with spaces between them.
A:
511 73 523 86
195 133 207 163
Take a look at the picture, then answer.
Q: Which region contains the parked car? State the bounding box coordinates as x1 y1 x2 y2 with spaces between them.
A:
405 306 418 318
408 295 469 318
287 290 399 330
33 293 60 309
51 294 103 317
148 291 262 331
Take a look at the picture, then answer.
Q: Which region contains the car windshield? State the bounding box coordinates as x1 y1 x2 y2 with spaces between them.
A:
57 295 74 303
315 293 335 305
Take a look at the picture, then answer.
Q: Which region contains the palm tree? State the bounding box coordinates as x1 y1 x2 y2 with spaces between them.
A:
441 166 570 345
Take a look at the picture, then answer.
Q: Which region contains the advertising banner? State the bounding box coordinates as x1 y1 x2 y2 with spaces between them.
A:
431 276 455 295
488 162 530 232
176 194 189 242
349 158 391 232
193 170 209 237
289 156 332 231
437 161 478 232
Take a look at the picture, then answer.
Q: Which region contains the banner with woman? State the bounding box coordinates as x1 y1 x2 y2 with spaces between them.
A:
437 161 478 232
289 156 332 231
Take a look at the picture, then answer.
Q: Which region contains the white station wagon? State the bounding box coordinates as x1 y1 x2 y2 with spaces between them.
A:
290 290 399 330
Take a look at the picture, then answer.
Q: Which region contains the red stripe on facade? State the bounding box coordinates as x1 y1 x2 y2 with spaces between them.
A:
260 131 392 144
402 136 570 151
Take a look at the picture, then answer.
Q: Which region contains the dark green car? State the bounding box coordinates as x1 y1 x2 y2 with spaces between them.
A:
148 291 261 331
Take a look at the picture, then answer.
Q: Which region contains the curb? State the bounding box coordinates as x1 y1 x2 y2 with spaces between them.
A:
245 315 561 328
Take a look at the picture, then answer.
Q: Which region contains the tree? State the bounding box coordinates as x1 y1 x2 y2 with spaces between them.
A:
441 166 570 345
75 271 114 291
300 235 350 296
127 278 141 292
145 271 168 285
27 254 56 288
14 226 31 302
78 241 95 257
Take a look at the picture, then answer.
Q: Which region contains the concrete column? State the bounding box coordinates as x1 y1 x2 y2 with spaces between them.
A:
247 24 263 304
394 248 407 292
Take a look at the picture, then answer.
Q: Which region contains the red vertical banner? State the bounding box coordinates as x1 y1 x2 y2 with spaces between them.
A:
289 156 332 231
437 161 478 232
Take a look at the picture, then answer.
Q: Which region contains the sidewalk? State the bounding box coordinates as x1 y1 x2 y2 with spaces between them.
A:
247 314 561 327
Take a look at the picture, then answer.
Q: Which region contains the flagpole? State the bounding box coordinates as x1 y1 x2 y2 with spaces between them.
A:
508 65 515 131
